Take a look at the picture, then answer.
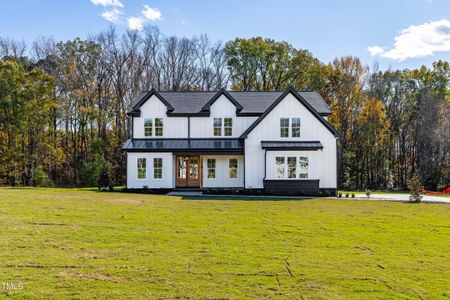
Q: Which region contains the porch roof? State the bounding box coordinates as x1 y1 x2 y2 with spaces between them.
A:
123 139 244 154
261 141 323 151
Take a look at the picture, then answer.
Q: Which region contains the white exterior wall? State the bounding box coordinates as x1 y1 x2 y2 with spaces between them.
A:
133 95 188 139
127 152 174 189
202 155 244 188
190 95 257 138
244 93 337 189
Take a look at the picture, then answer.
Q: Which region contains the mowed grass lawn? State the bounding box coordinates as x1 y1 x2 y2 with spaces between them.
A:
0 188 449 299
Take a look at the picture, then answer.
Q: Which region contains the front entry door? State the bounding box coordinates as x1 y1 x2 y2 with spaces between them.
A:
176 156 201 188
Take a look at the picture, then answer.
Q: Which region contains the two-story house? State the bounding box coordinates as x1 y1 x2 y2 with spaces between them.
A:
123 88 340 195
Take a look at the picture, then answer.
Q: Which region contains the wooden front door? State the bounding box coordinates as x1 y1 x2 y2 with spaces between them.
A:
176 156 201 188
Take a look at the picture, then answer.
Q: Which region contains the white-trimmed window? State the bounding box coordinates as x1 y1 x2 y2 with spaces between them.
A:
287 157 297 178
155 118 163 137
144 118 163 137
137 158 146 179
153 158 163 179
144 119 153 137
292 117 301 137
299 156 309 178
229 158 238 179
213 118 222 136
207 159 216 179
224 118 233 136
213 117 233 137
280 118 289 137
275 157 285 178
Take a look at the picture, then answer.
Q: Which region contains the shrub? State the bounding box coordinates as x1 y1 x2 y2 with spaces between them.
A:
345 193 349 198
351 193 355 198
408 174 423 203
366 190 372 198
98 161 113 191
338 192 342 198
33 165 53 187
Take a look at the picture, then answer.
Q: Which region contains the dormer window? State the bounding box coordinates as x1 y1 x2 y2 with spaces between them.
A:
213 118 233 137
144 118 163 137
280 117 300 138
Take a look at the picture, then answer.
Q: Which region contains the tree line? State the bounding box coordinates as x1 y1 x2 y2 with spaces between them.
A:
0 27 448 190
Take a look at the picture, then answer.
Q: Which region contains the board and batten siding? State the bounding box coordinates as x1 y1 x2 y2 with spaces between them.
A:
190 95 257 138
133 95 188 139
202 155 244 188
127 152 174 189
244 92 337 189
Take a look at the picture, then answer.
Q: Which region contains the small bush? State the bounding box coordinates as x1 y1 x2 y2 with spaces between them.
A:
345 193 349 198
366 190 372 198
351 193 355 198
33 165 53 187
338 192 342 198
408 174 423 203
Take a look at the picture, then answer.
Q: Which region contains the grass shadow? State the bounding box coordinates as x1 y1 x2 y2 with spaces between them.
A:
180 195 317 201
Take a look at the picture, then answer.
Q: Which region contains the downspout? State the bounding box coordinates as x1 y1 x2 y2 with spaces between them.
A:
188 116 191 140
242 139 245 190
131 116 134 139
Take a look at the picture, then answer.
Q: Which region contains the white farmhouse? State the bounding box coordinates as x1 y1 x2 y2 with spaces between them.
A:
124 88 340 195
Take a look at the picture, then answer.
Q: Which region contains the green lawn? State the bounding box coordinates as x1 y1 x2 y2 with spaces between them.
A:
0 188 449 299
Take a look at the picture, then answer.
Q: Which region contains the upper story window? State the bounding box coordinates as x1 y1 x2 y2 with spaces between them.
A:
213 118 222 136
280 117 301 138
144 119 153 136
292 118 301 137
144 118 163 137
224 118 233 136
280 118 289 137
213 118 233 137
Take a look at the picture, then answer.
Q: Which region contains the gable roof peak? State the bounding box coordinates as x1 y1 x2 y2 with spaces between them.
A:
239 87 340 139
201 89 243 112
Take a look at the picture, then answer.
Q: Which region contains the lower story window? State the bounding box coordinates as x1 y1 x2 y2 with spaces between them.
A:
287 157 297 178
276 157 285 178
207 159 216 179
299 156 309 178
229 158 238 179
153 158 163 179
137 158 146 179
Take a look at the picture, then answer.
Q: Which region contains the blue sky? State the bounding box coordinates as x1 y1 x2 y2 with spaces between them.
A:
1 0 449 70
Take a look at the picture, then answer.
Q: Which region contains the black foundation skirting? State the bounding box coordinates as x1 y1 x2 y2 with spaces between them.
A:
264 179 320 196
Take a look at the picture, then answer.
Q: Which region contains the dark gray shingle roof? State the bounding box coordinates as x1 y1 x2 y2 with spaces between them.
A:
129 90 331 115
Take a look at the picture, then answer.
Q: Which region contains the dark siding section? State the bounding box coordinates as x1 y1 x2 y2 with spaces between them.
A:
264 180 320 196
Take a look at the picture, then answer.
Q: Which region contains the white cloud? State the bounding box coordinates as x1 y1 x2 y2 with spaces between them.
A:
90 0 123 7
101 8 123 22
142 5 162 21
368 46 385 56
368 19 450 61
128 17 144 30
127 5 162 30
